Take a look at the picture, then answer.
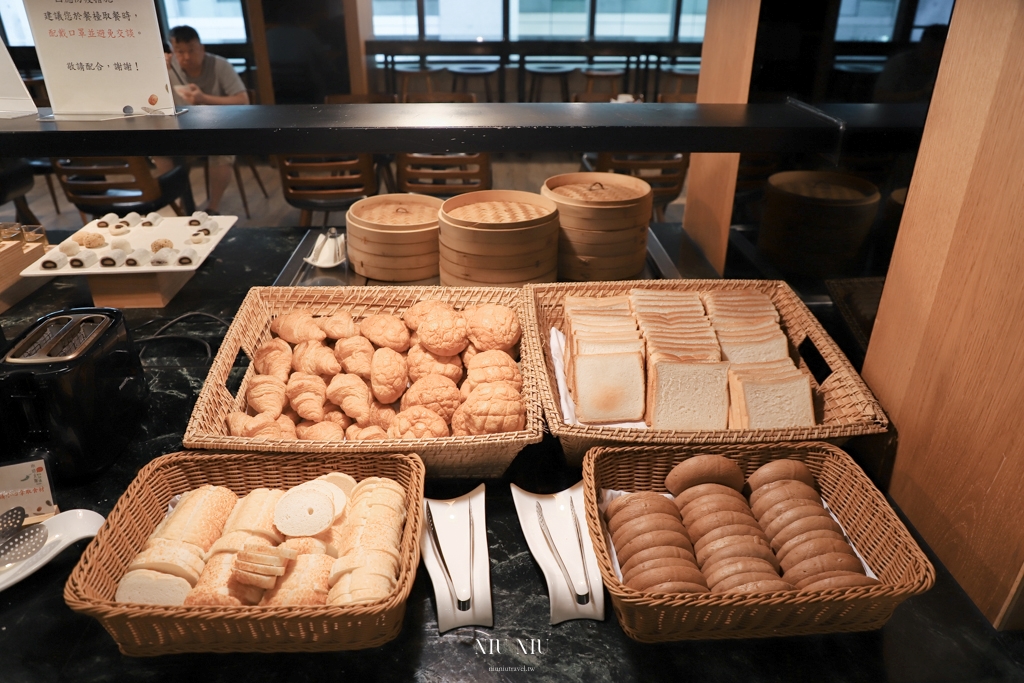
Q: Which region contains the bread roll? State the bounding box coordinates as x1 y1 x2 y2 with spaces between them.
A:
800 574 879 591
664 455 744 495
776 529 848 564
238 550 291 567
620 545 697 578
728 579 794 593
260 553 334 606
274 487 334 537
673 483 748 511
127 543 206 586
235 559 287 576
206 530 274 561
627 565 707 591
750 478 815 510
793 569 863 590
781 552 865 585
746 459 817 493
712 571 786 593
606 493 679 533
693 524 768 556
770 516 845 552
611 513 686 549
758 498 825 529
702 541 779 573
644 581 710 594
281 536 328 555
750 481 821 519
763 505 832 541
319 472 358 496
695 534 770 567
151 485 238 552
681 498 754 528
116 569 192 605
704 557 778 589
184 553 264 606
233 569 278 589
616 530 693 566
779 538 859 573
685 511 761 543
223 489 287 543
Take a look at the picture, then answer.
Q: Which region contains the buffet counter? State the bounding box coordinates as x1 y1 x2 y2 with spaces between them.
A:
0 227 1020 682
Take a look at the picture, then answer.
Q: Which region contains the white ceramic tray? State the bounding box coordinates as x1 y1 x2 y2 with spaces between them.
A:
20 215 237 277
0 509 105 594
511 481 605 624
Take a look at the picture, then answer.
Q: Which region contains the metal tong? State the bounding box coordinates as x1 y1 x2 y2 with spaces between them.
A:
425 501 471 612
536 501 590 605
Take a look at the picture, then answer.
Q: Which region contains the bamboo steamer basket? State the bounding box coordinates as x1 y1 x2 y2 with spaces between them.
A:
440 265 556 287
437 190 559 286
542 172 652 281
758 171 880 278
346 194 442 281
347 193 443 232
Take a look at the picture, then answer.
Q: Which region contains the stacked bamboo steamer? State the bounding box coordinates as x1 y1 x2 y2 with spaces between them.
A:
346 194 443 281
541 172 653 281
438 190 559 286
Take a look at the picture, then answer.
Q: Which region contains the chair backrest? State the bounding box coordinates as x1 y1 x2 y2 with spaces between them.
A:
657 93 697 103
51 157 163 208
325 93 398 104
395 153 491 196
594 152 689 207
276 154 378 204
403 92 477 103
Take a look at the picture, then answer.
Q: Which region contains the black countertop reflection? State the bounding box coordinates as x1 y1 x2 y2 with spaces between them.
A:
1 227 1023 682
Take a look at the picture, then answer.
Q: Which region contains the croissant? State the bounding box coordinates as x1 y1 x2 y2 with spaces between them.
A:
277 414 297 439
354 425 388 440
323 402 353 429
334 336 374 379
252 338 292 382
246 375 287 418
362 399 397 430
345 423 362 440
296 421 346 441
316 312 357 340
226 411 283 439
272 311 326 345
292 340 342 376
286 372 327 422
326 373 372 423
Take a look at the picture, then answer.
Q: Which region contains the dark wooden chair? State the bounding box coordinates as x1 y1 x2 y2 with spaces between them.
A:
657 93 698 103
50 157 195 219
583 151 689 222
0 159 40 224
277 154 379 227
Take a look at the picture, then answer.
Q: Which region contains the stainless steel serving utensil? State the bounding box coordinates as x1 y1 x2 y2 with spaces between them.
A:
568 498 592 605
468 499 475 611
0 524 47 565
536 501 588 605
0 507 26 544
426 502 470 612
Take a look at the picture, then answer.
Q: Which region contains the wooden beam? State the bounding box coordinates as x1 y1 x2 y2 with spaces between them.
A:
344 0 376 95
863 0 1024 629
243 0 275 104
682 0 761 273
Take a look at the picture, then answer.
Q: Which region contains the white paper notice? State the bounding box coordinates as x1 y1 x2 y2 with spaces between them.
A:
22 0 173 118
0 40 36 118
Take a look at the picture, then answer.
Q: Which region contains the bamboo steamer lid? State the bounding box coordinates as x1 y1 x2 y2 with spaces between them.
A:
440 190 558 229
352 260 440 282
347 193 442 232
541 172 653 223
439 252 557 283
439 264 557 287
439 231 557 257
346 233 438 257
439 242 556 270
348 245 439 271
439 216 559 245
560 223 648 246
348 221 438 246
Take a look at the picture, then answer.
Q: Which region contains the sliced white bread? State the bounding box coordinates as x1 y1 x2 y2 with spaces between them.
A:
573 352 645 423
646 357 730 430
223 488 286 543
126 544 206 586
319 472 358 495
274 487 334 537
718 334 789 364
184 552 264 606
116 569 192 605
260 553 334 606
739 374 815 429
150 485 238 553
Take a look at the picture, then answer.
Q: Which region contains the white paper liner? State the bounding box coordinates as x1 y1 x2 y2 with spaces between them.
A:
597 488 876 583
549 327 647 429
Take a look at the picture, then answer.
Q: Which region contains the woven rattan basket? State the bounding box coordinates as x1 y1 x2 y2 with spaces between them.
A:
523 280 888 465
64 450 425 655
182 286 544 478
583 442 934 641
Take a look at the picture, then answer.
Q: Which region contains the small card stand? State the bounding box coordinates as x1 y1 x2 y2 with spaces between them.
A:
511 481 605 624
0 42 37 119
421 484 492 633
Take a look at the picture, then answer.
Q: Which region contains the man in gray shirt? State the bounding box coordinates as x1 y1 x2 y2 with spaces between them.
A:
167 25 248 213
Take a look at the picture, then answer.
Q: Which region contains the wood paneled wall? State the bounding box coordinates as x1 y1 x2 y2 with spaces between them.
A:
863 0 1024 629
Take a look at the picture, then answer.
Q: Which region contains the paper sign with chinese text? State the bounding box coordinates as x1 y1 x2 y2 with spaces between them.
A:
0 459 55 518
23 0 173 117
0 39 36 118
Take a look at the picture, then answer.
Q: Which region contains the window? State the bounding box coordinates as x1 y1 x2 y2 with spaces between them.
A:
373 0 420 37
433 0 502 39
910 0 953 40
595 0 674 40
0 0 34 47
835 0 899 42
513 0 589 40
163 0 247 43
677 0 706 42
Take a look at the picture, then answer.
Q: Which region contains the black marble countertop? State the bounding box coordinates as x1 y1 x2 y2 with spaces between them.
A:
1 227 1023 683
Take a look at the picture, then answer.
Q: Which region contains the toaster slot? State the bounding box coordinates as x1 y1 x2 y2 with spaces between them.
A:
48 315 110 360
4 313 113 364
7 316 74 360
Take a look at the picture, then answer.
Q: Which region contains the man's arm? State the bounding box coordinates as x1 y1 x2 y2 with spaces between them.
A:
195 90 249 105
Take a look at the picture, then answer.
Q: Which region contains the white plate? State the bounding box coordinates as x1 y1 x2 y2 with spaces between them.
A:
20 215 237 277
0 509 105 594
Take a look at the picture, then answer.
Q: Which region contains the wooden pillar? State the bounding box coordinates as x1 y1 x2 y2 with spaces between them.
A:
681 0 761 273
344 0 375 94
243 0 275 104
862 0 1024 629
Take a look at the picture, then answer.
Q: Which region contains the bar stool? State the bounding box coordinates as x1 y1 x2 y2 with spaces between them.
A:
448 64 500 102
396 63 443 99
582 67 624 97
660 64 700 95
526 64 575 102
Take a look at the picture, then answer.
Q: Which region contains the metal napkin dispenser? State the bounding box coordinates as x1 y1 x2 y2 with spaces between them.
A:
0 308 147 479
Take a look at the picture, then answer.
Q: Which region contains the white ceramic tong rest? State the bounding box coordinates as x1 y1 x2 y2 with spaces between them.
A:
0 509 105 593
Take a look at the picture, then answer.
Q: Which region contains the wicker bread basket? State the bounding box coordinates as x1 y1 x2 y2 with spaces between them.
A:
583 442 934 641
64 450 425 655
523 279 888 465
182 286 544 478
